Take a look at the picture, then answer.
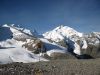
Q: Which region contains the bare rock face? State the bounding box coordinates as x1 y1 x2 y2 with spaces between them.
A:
81 43 100 58
88 45 99 58
70 36 100 59
55 40 68 48
80 33 100 58
22 39 46 54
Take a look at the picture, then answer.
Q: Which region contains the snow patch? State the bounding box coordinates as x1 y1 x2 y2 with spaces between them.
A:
82 40 88 49
73 42 81 55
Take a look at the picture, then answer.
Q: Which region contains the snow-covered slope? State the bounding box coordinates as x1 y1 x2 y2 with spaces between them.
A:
0 24 48 64
40 38 66 56
0 39 48 64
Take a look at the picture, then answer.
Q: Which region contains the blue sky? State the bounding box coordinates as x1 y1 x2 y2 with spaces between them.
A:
0 0 100 34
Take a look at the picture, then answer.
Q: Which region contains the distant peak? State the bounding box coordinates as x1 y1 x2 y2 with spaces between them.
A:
54 25 74 31
2 24 21 28
2 24 9 27
55 25 68 30
1 24 39 37
58 25 64 28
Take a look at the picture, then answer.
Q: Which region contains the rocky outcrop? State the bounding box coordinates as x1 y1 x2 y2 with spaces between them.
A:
81 33 100 58
22 39 46 54
82 44 100 58
78 33 100 58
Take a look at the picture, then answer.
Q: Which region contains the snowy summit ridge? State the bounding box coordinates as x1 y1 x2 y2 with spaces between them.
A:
43 25 83 42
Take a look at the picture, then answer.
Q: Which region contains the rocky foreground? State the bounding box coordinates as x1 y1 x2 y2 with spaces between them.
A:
0 59 100 75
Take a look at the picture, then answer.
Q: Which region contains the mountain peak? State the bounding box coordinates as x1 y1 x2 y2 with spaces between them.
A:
53 25 83 37
54 25 64 30
43 25 83 42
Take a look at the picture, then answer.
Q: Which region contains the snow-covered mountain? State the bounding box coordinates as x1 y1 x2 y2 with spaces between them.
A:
43 25 100 58
0 24 100 64
43 25 84 55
